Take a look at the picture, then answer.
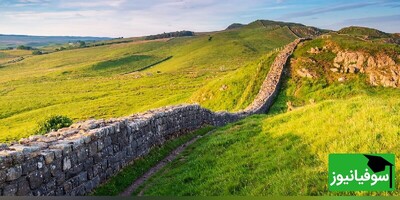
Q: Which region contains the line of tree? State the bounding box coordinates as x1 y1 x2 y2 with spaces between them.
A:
145 31 194 40
16 45 33 50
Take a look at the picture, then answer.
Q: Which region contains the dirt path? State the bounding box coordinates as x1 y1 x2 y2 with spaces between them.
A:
119 131 214 196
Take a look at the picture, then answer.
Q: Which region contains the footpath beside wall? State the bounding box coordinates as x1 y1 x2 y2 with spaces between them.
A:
0 38 304 196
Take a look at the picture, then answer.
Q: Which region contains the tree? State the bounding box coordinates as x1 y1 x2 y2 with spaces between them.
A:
16 45 33 50
78 41 86 47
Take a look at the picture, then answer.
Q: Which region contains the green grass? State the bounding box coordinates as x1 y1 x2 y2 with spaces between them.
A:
338 26 391 39
269 34 400 114
189 52 278 111
91 126 214 196
138 88 400 196
136 32 400 196
90 55 162 75
0 49 31 64
0 22 297 142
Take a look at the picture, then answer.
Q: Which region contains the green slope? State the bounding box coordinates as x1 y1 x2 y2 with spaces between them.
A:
138 33 400 196
338 26 400 44
0 20 311 142
139 91 400 196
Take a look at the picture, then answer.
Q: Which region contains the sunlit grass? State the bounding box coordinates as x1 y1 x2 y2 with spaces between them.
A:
0 25 296 142
139 90 400 196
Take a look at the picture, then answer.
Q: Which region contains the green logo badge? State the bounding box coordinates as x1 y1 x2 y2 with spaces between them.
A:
329 154 395 191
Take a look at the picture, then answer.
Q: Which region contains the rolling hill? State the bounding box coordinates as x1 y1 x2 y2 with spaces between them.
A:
338 26 400 44
0 20 322 142
1 19 399 196
130 29 400 196
0 34 111 49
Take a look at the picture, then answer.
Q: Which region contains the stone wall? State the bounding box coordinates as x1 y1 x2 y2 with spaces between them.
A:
0 38 304 196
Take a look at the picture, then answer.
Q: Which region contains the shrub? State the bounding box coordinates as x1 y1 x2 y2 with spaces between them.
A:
32 50 42 55
36 115 73 135
16 45 33 50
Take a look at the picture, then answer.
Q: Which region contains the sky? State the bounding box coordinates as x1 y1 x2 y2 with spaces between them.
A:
0 0 399 37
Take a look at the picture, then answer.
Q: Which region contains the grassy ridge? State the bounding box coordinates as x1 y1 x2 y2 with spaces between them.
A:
270 34 400 114
0 23 297 142
137 34 400 196
189 52 277 111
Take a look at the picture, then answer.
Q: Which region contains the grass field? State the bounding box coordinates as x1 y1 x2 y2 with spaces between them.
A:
136 34 400 196
92 126 214 196
0 22 299 142
139 91 400 196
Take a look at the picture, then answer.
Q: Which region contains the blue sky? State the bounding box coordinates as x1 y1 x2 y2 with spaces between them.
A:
0 0 399 37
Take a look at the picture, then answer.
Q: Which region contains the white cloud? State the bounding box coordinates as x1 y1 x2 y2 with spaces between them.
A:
60 0 126 8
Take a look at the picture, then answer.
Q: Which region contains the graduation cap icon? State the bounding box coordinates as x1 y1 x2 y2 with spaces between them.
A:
364 154 394 188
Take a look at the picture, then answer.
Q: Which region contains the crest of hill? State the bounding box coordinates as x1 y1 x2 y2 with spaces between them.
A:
226 23 245 30
229 20 326 38
338 26 400 44
338 26 391 38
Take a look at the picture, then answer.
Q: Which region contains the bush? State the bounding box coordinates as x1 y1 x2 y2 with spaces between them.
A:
36 115 73 135
16 45 33 50
32 50 42 55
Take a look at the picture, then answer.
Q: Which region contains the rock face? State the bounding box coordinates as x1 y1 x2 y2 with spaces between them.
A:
0 39 305 196
332 50 399 87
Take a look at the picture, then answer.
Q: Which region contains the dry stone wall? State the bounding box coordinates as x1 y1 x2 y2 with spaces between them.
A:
0 38 304 196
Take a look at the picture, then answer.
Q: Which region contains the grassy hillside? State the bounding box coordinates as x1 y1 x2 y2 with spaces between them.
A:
338 26 400 44
270 33 400 114
0 49 32 65
0 21 306 142
139 91 400 196
0 34 110 49
137 33 400 196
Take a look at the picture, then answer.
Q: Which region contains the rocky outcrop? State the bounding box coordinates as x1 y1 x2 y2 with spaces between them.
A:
296 68 315 78
307 46 327 54
0 39 305 196
332 50 399 87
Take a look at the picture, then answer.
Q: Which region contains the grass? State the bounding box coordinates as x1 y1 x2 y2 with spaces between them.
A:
0 49 32 64
189 52 278 111
138 89 400 196
91 126 214 196
135 33 400 196
269 34 400 114
0 22 297 142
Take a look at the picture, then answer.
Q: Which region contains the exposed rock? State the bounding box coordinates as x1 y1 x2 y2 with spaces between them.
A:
338 77 346 82
308 47 319 54
330 68 339 72
219 85 228 91
286 101 294 112
296 68 315 78
333 50 399 88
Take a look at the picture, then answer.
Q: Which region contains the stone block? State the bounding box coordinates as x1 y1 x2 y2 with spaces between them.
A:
6 165 22 181
28 171 43 189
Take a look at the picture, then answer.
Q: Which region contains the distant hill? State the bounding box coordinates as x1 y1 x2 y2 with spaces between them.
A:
253 20 327 38
228 20 327 38
145 31 194 40
338 26 391 38
338 26 400 44
226 23 245 30
0 34 111 49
